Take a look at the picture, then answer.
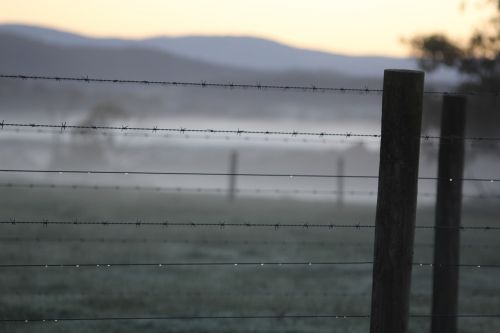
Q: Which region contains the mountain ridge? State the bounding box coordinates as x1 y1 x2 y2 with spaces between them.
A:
0 23 458 81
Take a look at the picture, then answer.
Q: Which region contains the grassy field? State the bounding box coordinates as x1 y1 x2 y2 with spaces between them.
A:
0 187 499 333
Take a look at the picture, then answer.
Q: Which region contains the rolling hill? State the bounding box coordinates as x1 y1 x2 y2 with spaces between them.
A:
0 23 457 81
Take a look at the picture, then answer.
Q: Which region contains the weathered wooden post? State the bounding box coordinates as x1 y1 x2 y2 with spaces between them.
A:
431 95 466 333
370 69 424 333
337 156 344 208
228 150 238 202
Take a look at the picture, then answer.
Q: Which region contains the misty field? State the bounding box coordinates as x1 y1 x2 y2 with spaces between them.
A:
1 4 499 332
0 188 498 333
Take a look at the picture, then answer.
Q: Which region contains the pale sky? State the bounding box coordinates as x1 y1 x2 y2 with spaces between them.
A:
0 0 494 56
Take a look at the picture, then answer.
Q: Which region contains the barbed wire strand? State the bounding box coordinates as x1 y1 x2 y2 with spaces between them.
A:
0 182 497 200
1 122 379 138
0 169 498 182
0 74 383 94
0 127 374 146
3 126 499 150
1 74 499 97
2 122 500 142
1 219 499 231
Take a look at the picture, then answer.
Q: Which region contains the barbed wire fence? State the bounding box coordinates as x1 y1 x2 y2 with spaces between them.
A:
0 72 499 332
1 74 499 97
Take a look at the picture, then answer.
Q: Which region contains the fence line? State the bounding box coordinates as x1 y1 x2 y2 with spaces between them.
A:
2 74 499 97
1 70 499 331
6 313 500 324
0 74 383 94
3 313 500 324
0 169 379 178
0 261 498 269
1 182 498 200
1 121 381 138
1 219 499 231
1 314 370 323
0 127 379 146
2 127 499 150
2 121 500 142
0 169 498 182
0 261 371 268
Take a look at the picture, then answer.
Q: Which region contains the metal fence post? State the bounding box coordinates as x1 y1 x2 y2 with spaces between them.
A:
370 69 424 333
431 95 466 333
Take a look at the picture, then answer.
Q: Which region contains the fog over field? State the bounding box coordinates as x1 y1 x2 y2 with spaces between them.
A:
1 25 497 197
0 24 499 333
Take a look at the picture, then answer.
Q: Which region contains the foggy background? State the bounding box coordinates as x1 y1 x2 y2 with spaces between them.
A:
0 22 499 333
0 24 498 200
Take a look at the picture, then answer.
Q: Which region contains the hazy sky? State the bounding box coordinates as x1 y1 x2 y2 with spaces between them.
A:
0 0 493 56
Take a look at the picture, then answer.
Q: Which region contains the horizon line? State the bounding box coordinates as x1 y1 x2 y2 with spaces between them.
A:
0 21 413 59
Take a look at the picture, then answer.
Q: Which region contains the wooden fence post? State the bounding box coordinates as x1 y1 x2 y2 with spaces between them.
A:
337 156 344 208
370 69 424 333
431 95 466 333
228 150 238 202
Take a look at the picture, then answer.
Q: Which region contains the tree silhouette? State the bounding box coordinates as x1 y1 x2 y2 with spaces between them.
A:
408 0 499 142
410 1 499 89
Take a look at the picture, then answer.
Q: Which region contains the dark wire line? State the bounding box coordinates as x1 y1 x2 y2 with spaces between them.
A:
2 122 500 142
1 219 499 231
1 74 499 97
0 127 378 146
0 169 498 181
1 122 380 138
3 126 500 149
4 313 500 323
0 169 377 178
2 314 371 323
0 74 383 94
0 262 498 269
0 182 498 200
0 261 373 268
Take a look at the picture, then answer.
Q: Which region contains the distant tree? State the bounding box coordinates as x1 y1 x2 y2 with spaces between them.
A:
408 0 499 145
49 102 127 169
76 102 128 146
80 102 127 127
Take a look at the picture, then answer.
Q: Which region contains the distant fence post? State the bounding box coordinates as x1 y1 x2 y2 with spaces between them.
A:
370 69 424 333
431 95 466 333
228 151 238 202
337 156 344 208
